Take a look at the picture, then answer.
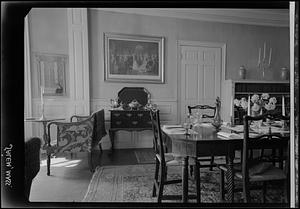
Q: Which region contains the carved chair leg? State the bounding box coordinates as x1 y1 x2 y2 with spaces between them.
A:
210 156 214 171
243 181 250 203
189 165 194 177
47 154 51 176
262 182 267 203
152 159 159 197
157 165 165 203
88 152 95 172
99 143 103 156
220 169 225 202
283 179 288 203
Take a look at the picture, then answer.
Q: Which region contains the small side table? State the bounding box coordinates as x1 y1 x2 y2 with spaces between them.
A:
25 117 65 149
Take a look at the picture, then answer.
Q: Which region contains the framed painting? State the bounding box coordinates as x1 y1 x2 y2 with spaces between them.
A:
35 52 67 96
104 33 165 83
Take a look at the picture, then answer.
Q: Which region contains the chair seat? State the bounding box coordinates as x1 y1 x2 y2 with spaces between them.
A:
218 163 241 172
218 157 272 172
165 153 196 166
235 162 286 181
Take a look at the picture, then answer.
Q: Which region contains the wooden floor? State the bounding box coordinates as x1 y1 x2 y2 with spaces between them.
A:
30 148 153 203
41 147 152 166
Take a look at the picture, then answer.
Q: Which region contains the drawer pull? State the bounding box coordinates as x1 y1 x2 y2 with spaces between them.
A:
115 121 122 125
126 113 133 117
113 113 120 117
137 113 144 117
132 121 138 125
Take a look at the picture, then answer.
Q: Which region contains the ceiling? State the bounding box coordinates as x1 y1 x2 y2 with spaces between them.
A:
93 8 289 27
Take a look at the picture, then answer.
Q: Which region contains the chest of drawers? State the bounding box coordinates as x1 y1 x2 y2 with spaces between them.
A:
110 110 152 129
109 109 152 151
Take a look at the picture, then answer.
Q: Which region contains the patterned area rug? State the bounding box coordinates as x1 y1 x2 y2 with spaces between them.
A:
134 150 155 164
82 164 285 203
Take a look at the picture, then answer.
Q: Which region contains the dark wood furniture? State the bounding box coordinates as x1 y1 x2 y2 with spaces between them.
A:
188 103 217 172
162 124 290 203
219 113 290 203
150 109 182 202
163 125 239 203
109 87 152 151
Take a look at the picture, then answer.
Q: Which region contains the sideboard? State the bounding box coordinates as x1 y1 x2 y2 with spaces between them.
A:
109 109 152 151
109 87 153 151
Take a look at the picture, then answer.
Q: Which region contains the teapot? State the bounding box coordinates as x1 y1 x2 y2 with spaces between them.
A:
128 99 141 109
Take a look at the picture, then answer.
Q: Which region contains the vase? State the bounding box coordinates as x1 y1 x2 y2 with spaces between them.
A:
280 67 288 80
251 110 260 117
239 66 246 79
251 109 263 128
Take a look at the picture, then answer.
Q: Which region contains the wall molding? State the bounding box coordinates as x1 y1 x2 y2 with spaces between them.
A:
91 8 289 27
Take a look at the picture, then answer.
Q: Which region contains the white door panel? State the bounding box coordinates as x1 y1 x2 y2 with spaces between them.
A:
180 45 221 122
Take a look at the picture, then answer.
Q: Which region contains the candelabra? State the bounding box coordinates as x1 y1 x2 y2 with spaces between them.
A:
257 42 272 79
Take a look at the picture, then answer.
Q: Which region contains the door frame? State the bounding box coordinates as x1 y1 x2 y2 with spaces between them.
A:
177 40 226 123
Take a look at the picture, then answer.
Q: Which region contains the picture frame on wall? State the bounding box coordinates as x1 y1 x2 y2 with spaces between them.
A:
34 52 67 96
104 33 165 83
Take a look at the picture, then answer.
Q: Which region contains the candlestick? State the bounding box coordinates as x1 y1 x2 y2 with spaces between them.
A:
54 62 58 83
41 86 44 105
258 48 261 66
230 97 233 118
263 42 266 60
282 95 285 116
39 86 46 120
247 95 251 116
268 47 272 66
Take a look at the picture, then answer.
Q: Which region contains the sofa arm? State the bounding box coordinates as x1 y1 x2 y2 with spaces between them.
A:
24 137 41 200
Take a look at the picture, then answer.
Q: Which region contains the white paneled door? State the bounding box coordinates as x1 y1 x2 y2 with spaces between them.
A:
180 43 222 123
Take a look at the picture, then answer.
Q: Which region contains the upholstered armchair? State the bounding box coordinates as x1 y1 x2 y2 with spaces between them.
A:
46 115 95 175
70 109 107 154
24 137 41 200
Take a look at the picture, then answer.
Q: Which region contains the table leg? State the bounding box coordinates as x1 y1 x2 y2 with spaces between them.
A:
109 130 115 152
182 156 189 203
194 157 201 203
226 153 235 202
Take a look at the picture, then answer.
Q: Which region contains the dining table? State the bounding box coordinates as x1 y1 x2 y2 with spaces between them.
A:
161 122 290 203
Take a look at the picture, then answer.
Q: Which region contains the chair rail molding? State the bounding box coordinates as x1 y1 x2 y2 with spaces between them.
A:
67 8 90 116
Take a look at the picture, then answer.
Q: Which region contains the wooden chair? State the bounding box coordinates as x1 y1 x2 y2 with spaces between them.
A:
187 103 217 172
219 113 289 203
46 115 95 176
150 109 197 202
